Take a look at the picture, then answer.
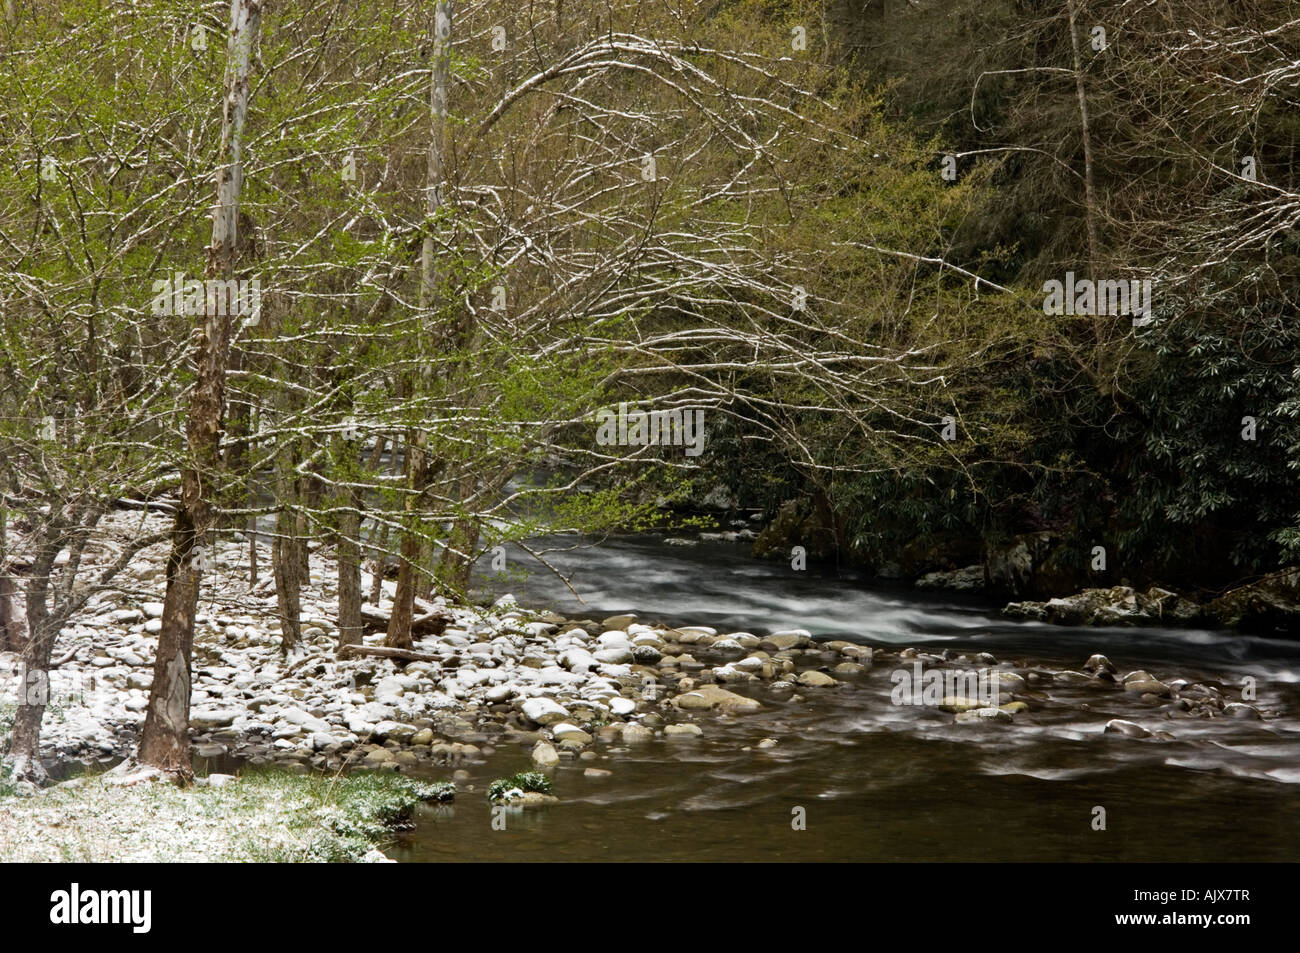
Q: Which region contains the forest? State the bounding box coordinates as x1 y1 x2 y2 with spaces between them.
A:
1 0 1298 866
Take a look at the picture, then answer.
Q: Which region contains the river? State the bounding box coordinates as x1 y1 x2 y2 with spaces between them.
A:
389 531 1300 862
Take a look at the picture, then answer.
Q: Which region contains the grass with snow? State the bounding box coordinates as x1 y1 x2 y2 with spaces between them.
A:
0 765 453 862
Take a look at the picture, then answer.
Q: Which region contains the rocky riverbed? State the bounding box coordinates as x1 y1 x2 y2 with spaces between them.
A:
1 511 1284 804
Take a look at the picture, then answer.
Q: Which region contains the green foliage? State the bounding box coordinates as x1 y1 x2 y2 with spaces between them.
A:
1113 301 1300 579
487 771 554 802
240 770 455 863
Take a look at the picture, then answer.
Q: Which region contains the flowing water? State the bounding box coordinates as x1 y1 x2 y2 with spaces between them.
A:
390 533 1300 862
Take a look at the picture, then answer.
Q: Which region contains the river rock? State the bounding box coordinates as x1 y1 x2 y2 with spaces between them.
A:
1224 703 1261 720
916 565 986 591
1124 678 1171 697
558 648 597 672
1051 670 1094 685
664 723 702 737
608 696 636 715
1205 568 1300 633
1104 719 1151 738
632 645 662 664
938 696 986 713
797 670 837 688
759 630 811 652
532 741 560 767
671 684 762 712
521 697 569 725
1083 654 1117 675
551 722 592 745
991 671 1026 694
190 708 238 730
954 707 1012 723
621 723 653 743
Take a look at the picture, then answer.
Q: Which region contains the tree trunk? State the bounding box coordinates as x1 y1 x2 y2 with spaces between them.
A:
248 513 259 585
336 463 364 652
5 541 60 786
1067 0 1099 272
138 0 262 777
0 509 12 651
273 503 302 654
387 1 451 648
0 507 19 651
385 436 426 650
0 573 19 652
297 470 314 581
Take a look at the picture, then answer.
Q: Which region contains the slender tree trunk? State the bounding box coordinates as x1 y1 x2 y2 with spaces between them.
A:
245 407 260 586
369 440 399 605
337 479 364 652
273 507 302 654
0 509 19 652
385 431 426 650
296 471 313 582
5 540 60 786
1067 0 1099 273
0 573 18 652
388 1 451 648
248 513 259 585
138 0 262 777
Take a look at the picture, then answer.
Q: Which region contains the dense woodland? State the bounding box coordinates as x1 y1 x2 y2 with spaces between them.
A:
1 0 1298 785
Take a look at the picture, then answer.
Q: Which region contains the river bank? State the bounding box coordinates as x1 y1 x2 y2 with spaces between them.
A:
0 768 447 862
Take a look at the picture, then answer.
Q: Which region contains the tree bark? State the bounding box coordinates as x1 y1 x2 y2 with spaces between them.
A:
138 0 262 777
5 539 61 786
273 503 302 653
384 448 425 649
336 462 364 652
0 510 20 652
0 573 19 652
1067 0 1099 272
388 3 452 648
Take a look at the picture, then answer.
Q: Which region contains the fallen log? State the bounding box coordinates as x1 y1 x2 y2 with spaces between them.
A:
50 645 82 667
358 602 451 637
337 644 441 664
